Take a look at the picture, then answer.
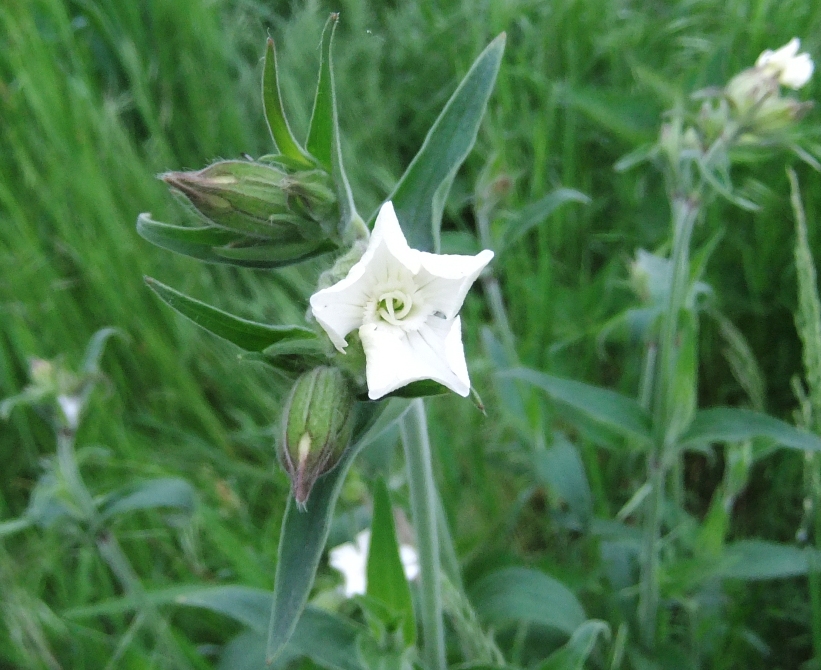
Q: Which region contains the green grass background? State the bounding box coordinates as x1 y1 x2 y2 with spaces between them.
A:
2 0 821 667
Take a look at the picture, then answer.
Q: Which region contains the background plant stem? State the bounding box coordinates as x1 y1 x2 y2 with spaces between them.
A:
401 399 446 670
639 195 699 647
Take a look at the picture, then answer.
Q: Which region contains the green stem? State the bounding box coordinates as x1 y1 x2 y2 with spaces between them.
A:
401 399 446 670
639 195 699 648
811 453 821 661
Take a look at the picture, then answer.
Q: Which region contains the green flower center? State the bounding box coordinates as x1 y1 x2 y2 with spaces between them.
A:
377 289 413 326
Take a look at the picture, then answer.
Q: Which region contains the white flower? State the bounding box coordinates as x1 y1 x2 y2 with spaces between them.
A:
328 529 419 598
756 38 814 89
310 201 493 400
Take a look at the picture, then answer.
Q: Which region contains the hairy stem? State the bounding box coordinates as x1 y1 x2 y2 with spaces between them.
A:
401 399 446 670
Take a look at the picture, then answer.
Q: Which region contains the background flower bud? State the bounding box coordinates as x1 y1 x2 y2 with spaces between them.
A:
162 160 338 242
279 366 355 507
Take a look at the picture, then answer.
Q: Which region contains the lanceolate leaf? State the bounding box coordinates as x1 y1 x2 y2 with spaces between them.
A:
719 540 821 581
390 33 506 253
145 277 316 352
262 38 312 167
137 214 238 264
536 620 610 670
503 368 652 443
68 585 366 670
469 566 586 636
366 478 416 645
137 214 330 269
266 399 413 664
496 188 590 254
305 15 337 171
100 477 196 521
680 407 821 452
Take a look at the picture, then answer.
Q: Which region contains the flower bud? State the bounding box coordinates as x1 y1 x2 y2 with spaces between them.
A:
279 366 355 507
162 160 338 242
725 67 779 118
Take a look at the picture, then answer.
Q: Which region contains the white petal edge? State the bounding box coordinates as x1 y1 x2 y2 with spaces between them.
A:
371 201 421 274
359 319 470 399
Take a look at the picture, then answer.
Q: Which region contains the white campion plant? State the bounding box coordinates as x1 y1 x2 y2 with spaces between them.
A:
328 529 419 598
310 201 493 400
756 37 814 89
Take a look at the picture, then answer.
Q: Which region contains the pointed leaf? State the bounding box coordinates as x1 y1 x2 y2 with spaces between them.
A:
680 407 821 452
81 327 122 375
212 238 335 264
367 478 416 645
390 34 506 252
719 540 821 581
68 584 366 670
469 566 586 635
266 399 412 663
497 188 590 254
137 214 239 263
305 15 337 171
263 38 312 167
137 214 325 269
503 368 652 443
536 620 610 670
534 435 593 528
145 277 316 352
100 477 196 521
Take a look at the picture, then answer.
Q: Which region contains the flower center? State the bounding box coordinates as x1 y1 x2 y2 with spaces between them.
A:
377 289 413 326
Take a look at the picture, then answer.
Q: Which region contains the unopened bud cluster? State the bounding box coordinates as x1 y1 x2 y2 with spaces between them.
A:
162 160 338 244
659 38 814 173
279 366 355 507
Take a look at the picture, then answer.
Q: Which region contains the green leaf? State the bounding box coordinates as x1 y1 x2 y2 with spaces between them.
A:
100 477 196 521
379 379 449 399
68 584 366 670
502 368 652 443
536 620 610 670
496 188 589 254
366 478 416 645
680 407 821 452
305 15 337 171
719 540 821 581
266 399 412 664
469 566 586 636
390 34 506 252
81 327 122 375
0 517 31 538
534 435 593 528
145 277 316 352
137 214 240 262
137 214 327 269
212 238 335 264
262 38 312 167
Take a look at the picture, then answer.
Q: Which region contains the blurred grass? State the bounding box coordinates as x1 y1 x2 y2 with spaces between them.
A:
2 0 821 667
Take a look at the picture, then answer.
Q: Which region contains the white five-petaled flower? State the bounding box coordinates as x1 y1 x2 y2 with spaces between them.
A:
328 529 419 598
756 38 814 89
310 201 493 400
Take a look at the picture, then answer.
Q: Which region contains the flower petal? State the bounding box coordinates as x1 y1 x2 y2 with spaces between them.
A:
370 201 421 274
310 282 370 351
359 318 470 399
415 249 494 318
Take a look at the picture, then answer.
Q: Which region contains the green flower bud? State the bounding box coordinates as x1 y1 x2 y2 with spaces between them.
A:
162 160 338 242
725 67 779 118
279 366 355 507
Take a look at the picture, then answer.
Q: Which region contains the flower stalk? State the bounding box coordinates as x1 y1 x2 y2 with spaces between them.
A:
400 399 446 670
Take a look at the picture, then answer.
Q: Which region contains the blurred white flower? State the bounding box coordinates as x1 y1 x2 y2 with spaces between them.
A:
328 529 419 598
310 201 493 400
756 38 814 89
